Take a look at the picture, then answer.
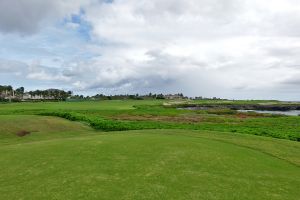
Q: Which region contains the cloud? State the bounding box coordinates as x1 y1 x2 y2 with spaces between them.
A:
0 0 87 34
281 73 300 85
77 0 300 97
0 59 27 74
26 61 70 82
1 0 300 99
0 59 70 82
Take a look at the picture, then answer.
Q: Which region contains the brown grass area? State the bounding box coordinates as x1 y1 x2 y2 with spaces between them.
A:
236 113 252 119
111 112 260 124
111 114 203 123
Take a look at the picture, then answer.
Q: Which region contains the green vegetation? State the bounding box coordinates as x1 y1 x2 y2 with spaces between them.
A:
0 115 94 145
0 100 299 140
0 100 163 113
0 100 300 199
0 116 299 200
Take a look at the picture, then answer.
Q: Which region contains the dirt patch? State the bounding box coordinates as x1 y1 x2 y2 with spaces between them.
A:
16 130 31 137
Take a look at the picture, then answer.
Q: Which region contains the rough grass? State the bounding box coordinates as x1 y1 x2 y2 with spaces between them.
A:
0 115 299 199
0 100 299 141
38 110 300 141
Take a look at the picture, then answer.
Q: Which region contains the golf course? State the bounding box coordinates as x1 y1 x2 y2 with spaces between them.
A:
0 100 299 200
2 0 300 199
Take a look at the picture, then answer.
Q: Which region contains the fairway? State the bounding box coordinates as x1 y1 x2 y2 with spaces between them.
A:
0 100 164 112
0 116 299 200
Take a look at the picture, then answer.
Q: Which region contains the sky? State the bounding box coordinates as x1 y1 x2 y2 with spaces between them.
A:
0 0 300 100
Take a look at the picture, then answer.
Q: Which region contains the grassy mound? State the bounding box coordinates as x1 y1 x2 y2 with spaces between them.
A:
0 115 94 145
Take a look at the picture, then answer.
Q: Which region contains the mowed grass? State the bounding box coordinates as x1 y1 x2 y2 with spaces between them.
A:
0 116 299 200
0 100 164 113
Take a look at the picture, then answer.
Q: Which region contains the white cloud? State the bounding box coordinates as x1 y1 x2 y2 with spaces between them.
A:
1 0 300 99
69 0 299 97
26 61 70 82
0 59 27 74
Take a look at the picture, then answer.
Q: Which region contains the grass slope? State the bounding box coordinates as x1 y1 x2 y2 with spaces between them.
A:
0 116 299 200
0 115 94 145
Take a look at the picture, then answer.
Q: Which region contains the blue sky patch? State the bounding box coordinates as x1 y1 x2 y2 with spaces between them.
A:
63 9 92 41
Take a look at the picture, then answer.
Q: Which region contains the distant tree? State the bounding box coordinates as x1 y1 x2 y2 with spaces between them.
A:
0 85 13 96
15 87 25 96
156 94 165 99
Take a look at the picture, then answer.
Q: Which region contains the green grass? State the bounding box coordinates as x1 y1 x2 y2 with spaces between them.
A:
36 110 300 141
0 100 299 141
0 100 164 113
0 100 300 199
0 116 299 200
0 115 95 145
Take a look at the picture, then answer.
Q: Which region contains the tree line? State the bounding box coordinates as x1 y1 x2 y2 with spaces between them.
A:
0 84 188 102
0 85 72 102
71 93 185 100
